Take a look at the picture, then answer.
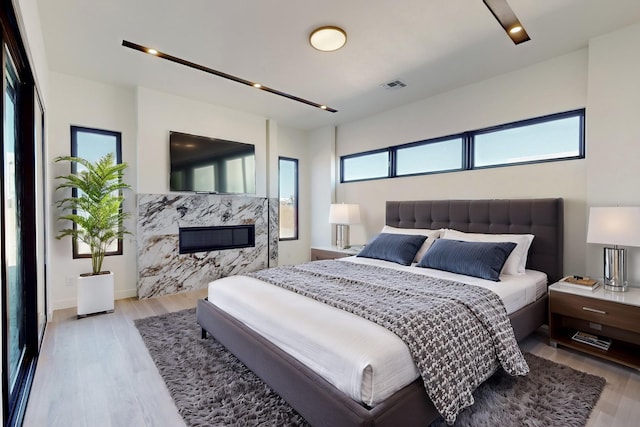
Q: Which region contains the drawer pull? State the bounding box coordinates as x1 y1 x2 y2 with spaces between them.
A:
582 306 607 315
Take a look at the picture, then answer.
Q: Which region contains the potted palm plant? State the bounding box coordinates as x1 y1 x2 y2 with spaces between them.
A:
55 153 131 317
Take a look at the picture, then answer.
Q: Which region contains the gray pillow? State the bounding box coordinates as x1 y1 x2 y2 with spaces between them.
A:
416 239 517 281
357 233 428 266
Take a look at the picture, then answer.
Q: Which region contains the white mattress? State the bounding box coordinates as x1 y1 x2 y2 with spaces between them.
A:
207 257 547 407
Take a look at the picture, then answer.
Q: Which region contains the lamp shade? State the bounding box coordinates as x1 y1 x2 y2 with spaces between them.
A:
329 204 361 225
587 207 640 247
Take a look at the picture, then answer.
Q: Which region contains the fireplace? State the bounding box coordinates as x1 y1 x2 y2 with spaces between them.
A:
137 193 277 299
179 224 255 254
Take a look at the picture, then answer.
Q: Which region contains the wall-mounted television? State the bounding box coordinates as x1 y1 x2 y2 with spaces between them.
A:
169 131 256 194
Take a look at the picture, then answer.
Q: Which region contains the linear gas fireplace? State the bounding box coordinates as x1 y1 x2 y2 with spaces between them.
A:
179 224 255 254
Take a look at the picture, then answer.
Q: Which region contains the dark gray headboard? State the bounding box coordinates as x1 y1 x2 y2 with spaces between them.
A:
386 199 564 283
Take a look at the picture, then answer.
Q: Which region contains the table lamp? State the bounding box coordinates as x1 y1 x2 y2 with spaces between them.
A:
329 204 361 249
587 207 640 292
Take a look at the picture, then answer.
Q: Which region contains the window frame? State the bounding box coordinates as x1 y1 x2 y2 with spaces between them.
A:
69 125 124 259
340 109 585 183
470 109 585 170
278 156 299 241
393 134 466 178
340 147 390 183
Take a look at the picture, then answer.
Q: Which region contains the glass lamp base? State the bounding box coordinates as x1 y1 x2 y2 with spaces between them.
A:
336 224 350 249
603 246 628 292
604 283 628 292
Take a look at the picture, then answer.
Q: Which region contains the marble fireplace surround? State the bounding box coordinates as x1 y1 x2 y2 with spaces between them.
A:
137 193 278 299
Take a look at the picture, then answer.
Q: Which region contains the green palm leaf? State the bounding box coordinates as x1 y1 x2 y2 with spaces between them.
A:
55 153 132 274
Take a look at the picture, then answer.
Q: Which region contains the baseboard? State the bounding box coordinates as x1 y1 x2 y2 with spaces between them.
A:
115 289 138 300
51 298 77 311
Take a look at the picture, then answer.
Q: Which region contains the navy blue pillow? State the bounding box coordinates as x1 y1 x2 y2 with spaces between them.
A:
416 239 517 281
357 233 428 266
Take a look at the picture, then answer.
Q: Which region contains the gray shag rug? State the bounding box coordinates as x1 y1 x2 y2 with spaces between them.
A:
134 308 605 427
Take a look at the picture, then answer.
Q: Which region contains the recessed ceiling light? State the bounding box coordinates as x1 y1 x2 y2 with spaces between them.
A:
253 83 262 88
147 48 158 55
309 26 347 52
509 25 523 34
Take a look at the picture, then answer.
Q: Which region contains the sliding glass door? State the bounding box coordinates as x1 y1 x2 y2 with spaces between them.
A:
1 1 46 423
3 45 26 407
35 90 46 345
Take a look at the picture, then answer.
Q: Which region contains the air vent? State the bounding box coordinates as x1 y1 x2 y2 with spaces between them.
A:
380 79 407 90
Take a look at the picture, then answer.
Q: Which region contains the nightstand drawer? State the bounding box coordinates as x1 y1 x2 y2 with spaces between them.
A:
550 291 640 333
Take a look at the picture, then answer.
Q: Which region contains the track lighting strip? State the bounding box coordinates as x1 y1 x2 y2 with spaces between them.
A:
482 0 530 45
122 40 338 113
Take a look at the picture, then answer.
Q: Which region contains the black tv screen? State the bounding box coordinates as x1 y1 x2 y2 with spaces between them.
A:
169 131 256 194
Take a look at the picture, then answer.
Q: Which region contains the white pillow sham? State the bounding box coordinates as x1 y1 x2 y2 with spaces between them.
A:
440 229 534 276
381 226 442 263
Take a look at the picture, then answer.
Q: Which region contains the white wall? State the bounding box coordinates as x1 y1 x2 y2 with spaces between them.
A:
48 72 138 310
309 126 337 248
335 50 589 276
277 126 311 265
136 87 268 196
586 22 640 285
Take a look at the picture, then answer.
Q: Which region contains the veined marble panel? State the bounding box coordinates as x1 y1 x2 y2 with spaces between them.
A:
269 197 279 267
137 193 278 298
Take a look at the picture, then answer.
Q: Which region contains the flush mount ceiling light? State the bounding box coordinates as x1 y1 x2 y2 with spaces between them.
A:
309 26 347 52
483 0 530 45
122 40 338 112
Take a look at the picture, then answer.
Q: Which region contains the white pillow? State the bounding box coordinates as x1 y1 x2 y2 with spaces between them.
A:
441 229 534 276
381 226 442 263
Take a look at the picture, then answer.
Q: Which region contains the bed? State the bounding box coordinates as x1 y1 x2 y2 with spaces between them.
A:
197 198 564 426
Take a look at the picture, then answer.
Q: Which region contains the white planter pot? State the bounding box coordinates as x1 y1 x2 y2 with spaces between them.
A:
77 272 115 317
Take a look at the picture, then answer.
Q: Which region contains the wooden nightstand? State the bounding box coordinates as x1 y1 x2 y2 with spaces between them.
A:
548 282 640 370
310 246 361 261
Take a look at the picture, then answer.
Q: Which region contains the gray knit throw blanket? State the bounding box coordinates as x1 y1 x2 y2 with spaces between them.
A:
249 260 529 424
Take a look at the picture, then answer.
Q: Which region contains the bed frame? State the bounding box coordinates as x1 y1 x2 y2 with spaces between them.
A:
197 198 564 426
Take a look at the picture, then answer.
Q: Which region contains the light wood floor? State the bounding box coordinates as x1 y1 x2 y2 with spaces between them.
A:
23 290 640 427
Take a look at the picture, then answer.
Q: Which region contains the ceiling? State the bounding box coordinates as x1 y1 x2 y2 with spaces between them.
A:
36 0 640 130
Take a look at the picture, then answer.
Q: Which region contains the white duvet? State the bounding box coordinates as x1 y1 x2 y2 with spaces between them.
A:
207 257 547 407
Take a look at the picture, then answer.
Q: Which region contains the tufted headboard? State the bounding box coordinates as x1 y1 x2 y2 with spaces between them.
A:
386 198 564 283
